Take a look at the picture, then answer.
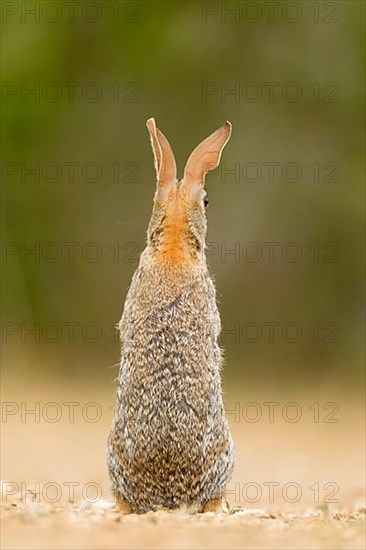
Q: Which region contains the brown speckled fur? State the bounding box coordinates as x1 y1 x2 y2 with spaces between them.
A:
107 119 234 514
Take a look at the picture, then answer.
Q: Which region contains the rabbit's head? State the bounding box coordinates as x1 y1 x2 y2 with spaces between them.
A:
146 118 232 264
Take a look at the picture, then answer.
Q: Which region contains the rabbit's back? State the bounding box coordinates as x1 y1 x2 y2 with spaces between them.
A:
108 260 233 512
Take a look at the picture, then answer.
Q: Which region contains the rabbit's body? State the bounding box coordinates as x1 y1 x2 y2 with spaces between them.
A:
108 119 233 513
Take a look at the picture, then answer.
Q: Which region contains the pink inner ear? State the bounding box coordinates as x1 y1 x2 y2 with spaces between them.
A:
146 118 177 187
183 122 232 187
156 128 177 186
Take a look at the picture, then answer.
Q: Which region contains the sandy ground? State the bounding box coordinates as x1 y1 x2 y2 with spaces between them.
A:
1 379 365 549
1 503 365 550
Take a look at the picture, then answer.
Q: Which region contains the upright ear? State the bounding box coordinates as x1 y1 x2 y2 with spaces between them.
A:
183 121 232 188
146 118 177 187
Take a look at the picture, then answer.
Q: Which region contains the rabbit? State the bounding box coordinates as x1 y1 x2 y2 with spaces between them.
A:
107 118 234 514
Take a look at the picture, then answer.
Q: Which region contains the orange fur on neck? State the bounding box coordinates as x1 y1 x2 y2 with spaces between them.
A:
159 229 189 263
157 195 191 264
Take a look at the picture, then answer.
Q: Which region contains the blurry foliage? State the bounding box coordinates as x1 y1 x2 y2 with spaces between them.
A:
1 1 364 387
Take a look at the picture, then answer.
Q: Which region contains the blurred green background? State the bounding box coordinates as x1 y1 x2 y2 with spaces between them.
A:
1 0 364 390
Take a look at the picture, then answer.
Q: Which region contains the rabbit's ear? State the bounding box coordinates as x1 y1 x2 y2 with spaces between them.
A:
146 118 177 187
183 122 232 188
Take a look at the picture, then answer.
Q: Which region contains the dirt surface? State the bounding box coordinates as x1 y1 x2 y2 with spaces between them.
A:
1 501 365 550
1 380 365 549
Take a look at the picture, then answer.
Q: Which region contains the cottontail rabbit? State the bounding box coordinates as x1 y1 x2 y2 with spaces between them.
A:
107 118 234 514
